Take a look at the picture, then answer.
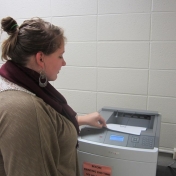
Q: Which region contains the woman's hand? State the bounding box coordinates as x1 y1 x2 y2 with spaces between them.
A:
77 112 107 128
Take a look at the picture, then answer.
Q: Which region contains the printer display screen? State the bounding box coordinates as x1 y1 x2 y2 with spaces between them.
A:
110 135 124 142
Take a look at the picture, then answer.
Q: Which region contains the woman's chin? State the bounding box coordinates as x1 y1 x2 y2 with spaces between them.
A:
48 76 57 82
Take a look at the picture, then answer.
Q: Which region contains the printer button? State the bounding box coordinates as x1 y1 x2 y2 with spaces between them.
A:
131 136 139 143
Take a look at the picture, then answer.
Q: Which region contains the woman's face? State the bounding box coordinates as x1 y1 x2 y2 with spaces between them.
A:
43 43 66 81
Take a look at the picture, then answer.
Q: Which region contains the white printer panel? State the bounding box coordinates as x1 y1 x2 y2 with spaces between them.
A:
78 151 157 176
78 139 158 163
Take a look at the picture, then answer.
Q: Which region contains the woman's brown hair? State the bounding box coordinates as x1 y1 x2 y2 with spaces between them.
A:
1 17 65 66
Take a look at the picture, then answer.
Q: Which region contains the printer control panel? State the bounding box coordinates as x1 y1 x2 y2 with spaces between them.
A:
127 135 155 149
80 128 155 149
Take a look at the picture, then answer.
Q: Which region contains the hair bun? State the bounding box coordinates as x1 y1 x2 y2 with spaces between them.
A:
1 16 18 35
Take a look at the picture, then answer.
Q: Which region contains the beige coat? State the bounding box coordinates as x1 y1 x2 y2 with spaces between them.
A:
0 90 80 176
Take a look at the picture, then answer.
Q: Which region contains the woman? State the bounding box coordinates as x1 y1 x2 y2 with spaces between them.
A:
0 17 106 176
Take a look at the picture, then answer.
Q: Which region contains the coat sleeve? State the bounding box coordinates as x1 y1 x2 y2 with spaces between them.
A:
0 92 60 176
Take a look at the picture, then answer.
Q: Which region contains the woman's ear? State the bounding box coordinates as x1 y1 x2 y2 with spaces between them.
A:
35 52 44 67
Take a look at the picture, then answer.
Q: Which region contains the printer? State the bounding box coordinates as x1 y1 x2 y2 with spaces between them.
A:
77 107 161 176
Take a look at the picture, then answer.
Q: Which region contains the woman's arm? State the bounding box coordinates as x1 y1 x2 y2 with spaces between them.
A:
76 112 107 128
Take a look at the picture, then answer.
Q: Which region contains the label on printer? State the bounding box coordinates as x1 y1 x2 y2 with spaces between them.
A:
83 162 112 176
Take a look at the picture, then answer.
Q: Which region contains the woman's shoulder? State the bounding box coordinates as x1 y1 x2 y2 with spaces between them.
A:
0 89 65 128
0 90 58 128
0 90 37 111
0 90 50 113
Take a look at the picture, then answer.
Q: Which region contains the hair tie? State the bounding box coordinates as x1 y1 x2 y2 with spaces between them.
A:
10 24 18 30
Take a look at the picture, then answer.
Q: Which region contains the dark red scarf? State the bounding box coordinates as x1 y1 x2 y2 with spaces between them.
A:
0 61 79 135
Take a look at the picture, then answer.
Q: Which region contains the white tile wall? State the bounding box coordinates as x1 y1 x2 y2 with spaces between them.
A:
0 0 51 19
0 0 176 151
159 123 176 149
0 32 8 44
151 13 176 41
54 66 96 91
52 16 97 42
150 42 176 69
65 42 96 67
98 14 150 41
148 96 176 123
97 93 147 110
98 0 152 14
97 42 149 68
51 0 97 16
58 89 97 114
149 70 176 97
153 0 176 12
97 68 148 95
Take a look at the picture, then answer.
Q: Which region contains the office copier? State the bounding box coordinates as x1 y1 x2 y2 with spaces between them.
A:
77 107 161 176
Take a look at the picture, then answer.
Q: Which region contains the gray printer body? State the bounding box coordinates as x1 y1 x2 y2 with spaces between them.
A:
77 107 161 176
